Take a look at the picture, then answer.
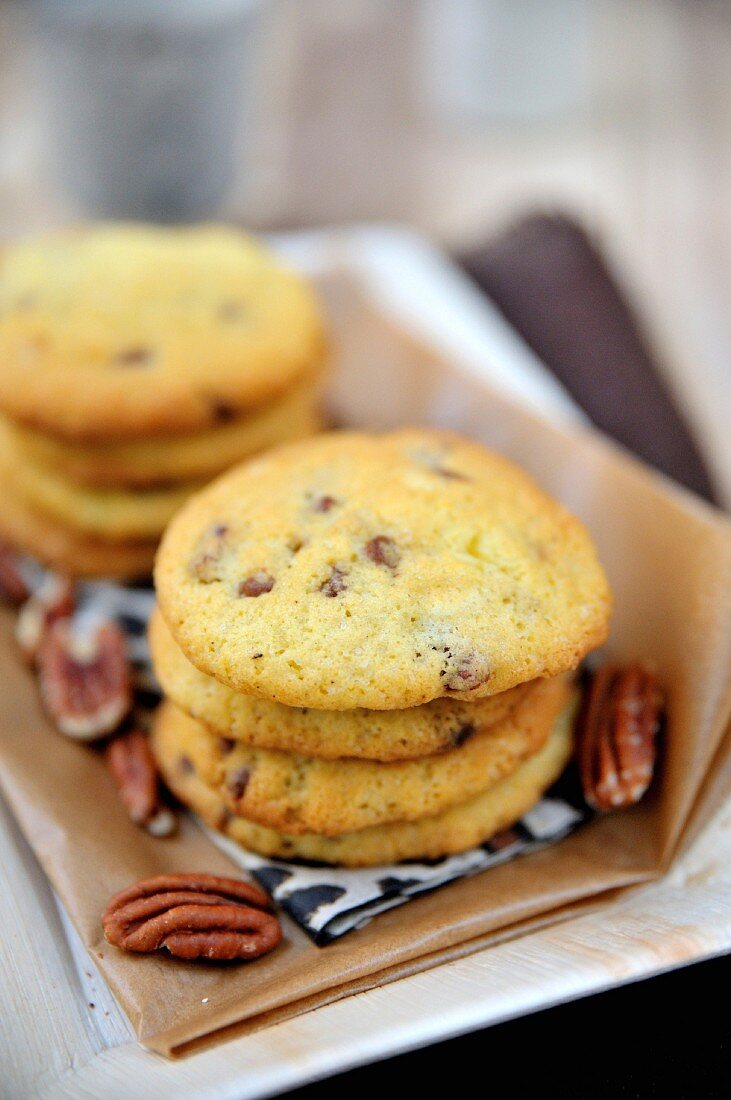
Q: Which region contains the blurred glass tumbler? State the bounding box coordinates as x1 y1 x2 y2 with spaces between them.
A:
421 0 589 123
32 0 261 220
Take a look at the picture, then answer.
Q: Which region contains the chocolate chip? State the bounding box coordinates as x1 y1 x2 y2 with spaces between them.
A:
451 723 476 747
218 737 235 755
365 535 400 569
229 767 251 801
320 566 347 597
178 755 194 774
211 401 237 423
252 652 263 659
443 653 491 691
112 346 154 367
314 495 338 513
216 807 233 830
435 467 470 482
239 571 275 597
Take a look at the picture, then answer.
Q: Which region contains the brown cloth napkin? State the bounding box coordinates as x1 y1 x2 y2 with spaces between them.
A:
461 213 718 504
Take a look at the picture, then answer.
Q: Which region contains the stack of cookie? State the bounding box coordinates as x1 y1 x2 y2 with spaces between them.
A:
0 224 326 579
151 430 612 866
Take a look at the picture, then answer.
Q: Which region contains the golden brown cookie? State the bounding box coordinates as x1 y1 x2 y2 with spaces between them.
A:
6 370 324 489
0 421 202 540
0 481 155 579
149 607 536 761
0 224 326 441
155 429 611 710
154 675 570 835
152 695 576 866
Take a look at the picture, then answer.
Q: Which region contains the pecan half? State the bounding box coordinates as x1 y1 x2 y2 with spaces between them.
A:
16 573 75 664
37 617 132 740
577 664 663 811
102 873 281 961
105 729 176 837
0 542 30 605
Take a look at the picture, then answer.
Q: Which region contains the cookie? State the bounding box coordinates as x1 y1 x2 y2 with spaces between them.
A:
0 422 202 540
0 224 326 441
152 694 576 866
156 675 570 835
155 429 611 710
0 481 156 579
6 370 324 489
149 607 536 761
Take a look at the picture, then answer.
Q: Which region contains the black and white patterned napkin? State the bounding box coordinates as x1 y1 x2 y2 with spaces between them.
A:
77 577 589 946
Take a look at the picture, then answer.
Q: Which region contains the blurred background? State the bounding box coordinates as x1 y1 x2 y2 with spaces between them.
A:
0 0 729 500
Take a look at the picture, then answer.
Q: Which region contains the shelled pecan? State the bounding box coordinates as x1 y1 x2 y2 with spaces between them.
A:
37 616 132 740
105 729 175 837
576 664 663 810
102 873 282 961
16 573 75 664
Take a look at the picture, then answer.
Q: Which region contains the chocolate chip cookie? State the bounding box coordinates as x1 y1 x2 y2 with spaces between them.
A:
0 224 326 441
155 429 611 710
151 694 576 866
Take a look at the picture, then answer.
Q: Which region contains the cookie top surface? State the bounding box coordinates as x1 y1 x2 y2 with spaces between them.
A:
149 605 536 761
155 429 611 710
0 224 325 441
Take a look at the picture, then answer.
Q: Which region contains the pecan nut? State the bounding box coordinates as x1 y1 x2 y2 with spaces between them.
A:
16 573 75 664
105 729 176 837
442 651 491 692
189 523 229 581
102 873 282 961
0 541 30 605
577 664 663 811
37 616 132 740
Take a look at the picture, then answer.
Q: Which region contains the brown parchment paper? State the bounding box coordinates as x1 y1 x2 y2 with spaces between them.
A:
0 274 729 1056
